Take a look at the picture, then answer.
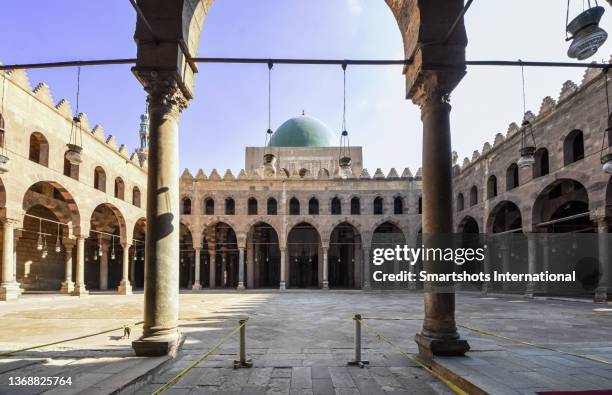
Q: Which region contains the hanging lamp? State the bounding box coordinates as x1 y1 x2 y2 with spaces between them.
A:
55 223 61 253
566 0 608 60
263 62 277 177
338 63 352 178
37 219 43 251
42 236 48 259
98 235 103 257
66 67 83 165
110 236 116 260
518 64 536 169
0 72 9 174
601 68 612 173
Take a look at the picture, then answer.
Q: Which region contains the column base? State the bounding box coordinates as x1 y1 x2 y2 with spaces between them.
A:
414 333 470 361
0 282 21 301
594 287 608 303
524 282 534 298
71 284 89 296
322 281 329 290
408 282 416 291
279 281 286 290
118 280 133 295
480 281 489 296
237 282 245 291
363 282 371 291
132 332 184 357
60 281 75 294
192 282 202 291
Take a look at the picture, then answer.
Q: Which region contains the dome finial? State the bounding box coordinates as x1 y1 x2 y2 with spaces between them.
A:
302 109 305 116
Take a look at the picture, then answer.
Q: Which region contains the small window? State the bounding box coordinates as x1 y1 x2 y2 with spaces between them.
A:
373 197 383 215
393 197 403 215
29 132 49 166
94 166 106 192
506 163 519 191
457 193 464 211
225 198 235 215
350 197 360 215
331 197 341 215
182 197 192 215
418 196 422 214
563 130 584 165
533 148 549 178
204 198 214 215
248 197 258 215
290 198 301 215
133 187 141 207
308 198 319 215
469 186 478 206
267 198 277 215
114 178 125 200
487 176 497 199
63 152 79 180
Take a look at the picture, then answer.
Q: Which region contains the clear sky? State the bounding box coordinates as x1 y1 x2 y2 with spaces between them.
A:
1 0 612 175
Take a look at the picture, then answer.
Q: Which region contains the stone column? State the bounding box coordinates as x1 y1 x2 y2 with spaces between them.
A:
132 75 187 357
247 240 254 289
99 242 109 291
119 243 133 295
131 249 136 284
322 244 329 290
14 232 23 294
72 236 88 296
192 247 202 290
595 218 609 303
362 247 371 290
279 247 286 290
0 219 20 301
481 243 490 296
413 86 469 359
525 233 536 298
238 246 245 291
541 235 550 294
221 252 227 287
500 242 510 292
209 249 216 289
60 239 75 294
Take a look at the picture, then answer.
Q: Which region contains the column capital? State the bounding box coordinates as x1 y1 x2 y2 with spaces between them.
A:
1 218 19 226
121 242 133 249
321 242 330 250
62 238 76 248
136 70 189 119
410 72 462 111
590 209 608 225
194 246 202 252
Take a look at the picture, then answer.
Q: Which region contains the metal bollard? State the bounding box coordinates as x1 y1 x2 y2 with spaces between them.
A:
233 319 253 369
348 314 369 368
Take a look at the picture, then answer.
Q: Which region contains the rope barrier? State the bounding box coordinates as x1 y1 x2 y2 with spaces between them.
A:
0 321 143 357
152 317 250 395
352 316 469 395
457 324 612 366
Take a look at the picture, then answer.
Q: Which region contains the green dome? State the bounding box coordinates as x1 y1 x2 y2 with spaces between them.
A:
270 115 333 147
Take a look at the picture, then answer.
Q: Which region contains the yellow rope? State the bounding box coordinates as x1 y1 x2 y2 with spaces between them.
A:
457 324 611 366
152 317 249 395
353 317 469 395
0 321 144 357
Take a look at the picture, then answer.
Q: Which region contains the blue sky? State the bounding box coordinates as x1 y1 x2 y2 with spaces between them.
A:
2 1 612 175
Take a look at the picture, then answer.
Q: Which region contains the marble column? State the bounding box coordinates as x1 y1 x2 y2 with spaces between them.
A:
525 233 536 298
541 235 550 294
192 247 202 290
246 241 254 289
130 249 136 284
221 252 227 287
60 239 75 294
0 219 20 301
238 246 245 291
413 87 469 359
119 243 133 295
279 247 286 290
481 243 490 296
209 250 216 289
322 245 329 290
14 232 23 294
595 218 610 303
99 242 109 291
72 236 88 296
362 247 371 290
132 75 187 357
501 242 510 292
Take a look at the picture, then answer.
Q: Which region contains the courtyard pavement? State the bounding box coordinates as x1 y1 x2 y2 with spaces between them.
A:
0 291 611 394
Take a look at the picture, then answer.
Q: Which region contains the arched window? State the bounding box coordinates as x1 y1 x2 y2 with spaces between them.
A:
506 163 519 191
487 176 497 199
350 197 360 215
331 197 341 215
564 130 584 165
248 197 258 215
267 198 277 215
308 197 319 215
457 193 465 211
182 197 192 215
373 197 383 215
132 187 141 207
225 197 235 215
114 177 125 200
393 196 403 214
29 132 49 166
418 196 422 214
204 198 214 215
63 151 79 180
533 148 549 178
469 186 478 206
290 197 300 215
94 166 106 192
299 168 309 178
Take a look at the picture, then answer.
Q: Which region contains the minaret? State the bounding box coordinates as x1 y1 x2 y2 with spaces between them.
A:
136 109 149 164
